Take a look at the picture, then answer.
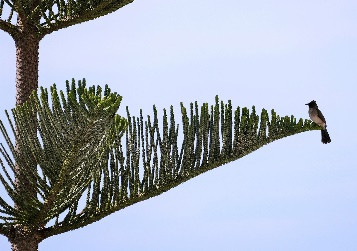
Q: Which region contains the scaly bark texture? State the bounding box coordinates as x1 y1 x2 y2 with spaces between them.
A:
14 28 40 105
9 227 41 251
11 15 41 251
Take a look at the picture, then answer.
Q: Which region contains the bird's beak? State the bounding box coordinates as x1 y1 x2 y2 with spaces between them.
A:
305 103 309 105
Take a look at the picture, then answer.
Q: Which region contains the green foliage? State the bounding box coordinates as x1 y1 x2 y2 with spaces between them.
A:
0 79 126 237
0 0 134 38
0 80 320 239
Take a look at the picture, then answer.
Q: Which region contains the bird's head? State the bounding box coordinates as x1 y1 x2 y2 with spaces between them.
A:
305 100 317 108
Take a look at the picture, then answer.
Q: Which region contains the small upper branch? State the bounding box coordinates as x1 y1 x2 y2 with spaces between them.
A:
39 0 134 36
12 0 28 18
1 0 26 25
0 19 18 37
0 224 10 237
2 0 13 9
1 0 134 40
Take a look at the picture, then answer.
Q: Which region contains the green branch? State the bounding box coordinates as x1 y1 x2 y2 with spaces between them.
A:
37 0 134 36
0 79 320 239
0 0 134 39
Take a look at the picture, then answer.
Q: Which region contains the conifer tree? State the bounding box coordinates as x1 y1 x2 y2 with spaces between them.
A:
0 1 320 250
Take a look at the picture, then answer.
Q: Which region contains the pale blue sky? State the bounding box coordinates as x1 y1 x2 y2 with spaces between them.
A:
1 0 357 250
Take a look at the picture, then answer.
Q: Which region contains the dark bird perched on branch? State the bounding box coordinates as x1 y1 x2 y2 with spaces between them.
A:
306 100 331 144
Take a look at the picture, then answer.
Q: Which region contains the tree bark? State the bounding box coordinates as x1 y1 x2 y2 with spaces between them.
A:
10 17 41 251
9 226 41 251
14 30 39 106
13 27 40 198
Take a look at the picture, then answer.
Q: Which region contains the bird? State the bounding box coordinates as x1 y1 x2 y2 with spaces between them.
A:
305 100 331 144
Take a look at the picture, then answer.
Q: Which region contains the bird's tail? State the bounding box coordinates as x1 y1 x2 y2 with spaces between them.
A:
321 129 331 144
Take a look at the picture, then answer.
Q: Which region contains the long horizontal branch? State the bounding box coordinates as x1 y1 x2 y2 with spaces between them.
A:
12 0 28 19
0 83 321 241
39 125 318 239
39 160 230 239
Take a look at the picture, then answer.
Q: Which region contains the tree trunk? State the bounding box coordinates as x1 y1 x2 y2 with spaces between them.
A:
11 18 41 251
9 226 40 251
13 25 40 202
14 30 39 106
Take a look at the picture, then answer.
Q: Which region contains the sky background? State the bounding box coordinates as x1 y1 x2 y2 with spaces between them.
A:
1 0 357 250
